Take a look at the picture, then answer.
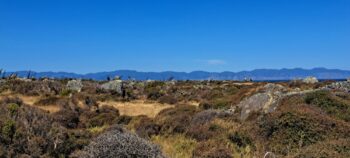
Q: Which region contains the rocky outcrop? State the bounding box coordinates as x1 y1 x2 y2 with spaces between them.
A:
66 80 83 92
303 77 318 84
324 81 350 93
100 79 123 94
228 83 316 121
231 84 287 120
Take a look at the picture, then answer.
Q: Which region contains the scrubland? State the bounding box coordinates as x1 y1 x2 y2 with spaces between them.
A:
0 78 349 157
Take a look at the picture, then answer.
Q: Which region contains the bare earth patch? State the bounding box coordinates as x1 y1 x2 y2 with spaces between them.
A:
0 93 60 113
98 100 174 118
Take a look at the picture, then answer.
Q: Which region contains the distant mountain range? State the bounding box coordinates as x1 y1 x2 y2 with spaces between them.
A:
3 68 350 81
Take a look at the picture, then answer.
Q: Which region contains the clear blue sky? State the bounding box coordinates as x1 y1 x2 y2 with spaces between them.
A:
1 0 349 73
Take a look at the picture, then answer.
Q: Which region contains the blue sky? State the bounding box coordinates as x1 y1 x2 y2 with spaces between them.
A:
0 0 349 73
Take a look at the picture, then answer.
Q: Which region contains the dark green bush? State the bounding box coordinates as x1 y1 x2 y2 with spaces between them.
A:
260 112 324 155
228 132 254 148
7 103 20 117
1 120 16 143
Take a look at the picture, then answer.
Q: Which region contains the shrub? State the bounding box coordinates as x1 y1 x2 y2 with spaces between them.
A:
60 89 73 96
158 95 178 104
79 106 120 128
156 105 197 134
228 132 254 148
200 99 231 110
7 103 20 117
53 109 80 128
186 123 222 141
115 115 132 125
135 117 161 139
72 125 166 158
34 96 60 106
192 140 233 158
305 90 350 122
151 134 197 158
259 112 325 155
1 119 16 143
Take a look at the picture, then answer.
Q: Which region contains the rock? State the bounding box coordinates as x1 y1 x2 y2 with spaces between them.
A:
325 81 350 93
303 77 318 84
100 79 123 94
263 83 286 93
347 78 350 82
230 83 287 121
72 125 165 158
66 80 83 92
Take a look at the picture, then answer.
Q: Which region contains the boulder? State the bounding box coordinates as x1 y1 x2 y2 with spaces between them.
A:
347 78 350 82
324 81 350 93
303 77 318 84
66 80 83 92
231 84 287 120
100 79 123 94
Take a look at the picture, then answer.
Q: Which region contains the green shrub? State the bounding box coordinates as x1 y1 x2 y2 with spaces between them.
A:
7 103 20 116
305 91 350 122
1 120 16 143
60 89 73 96
228 132 254 148
260 112 324 155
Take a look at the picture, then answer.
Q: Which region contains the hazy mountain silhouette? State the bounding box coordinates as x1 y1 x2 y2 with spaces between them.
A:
4 68 350 81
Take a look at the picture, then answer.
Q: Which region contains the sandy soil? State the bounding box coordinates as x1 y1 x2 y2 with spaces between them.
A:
98 100 174 118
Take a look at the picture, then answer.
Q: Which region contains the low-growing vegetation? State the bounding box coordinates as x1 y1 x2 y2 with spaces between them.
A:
0 78 349 157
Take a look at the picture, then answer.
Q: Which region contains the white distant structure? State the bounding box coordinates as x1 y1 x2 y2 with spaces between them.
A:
303 76 319 84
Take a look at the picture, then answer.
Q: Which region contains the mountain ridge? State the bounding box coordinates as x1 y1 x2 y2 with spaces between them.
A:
2 68 350 81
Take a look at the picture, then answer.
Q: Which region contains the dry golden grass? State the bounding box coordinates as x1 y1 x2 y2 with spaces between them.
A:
152 134 197 158
98 100 174 118
0 93 61 113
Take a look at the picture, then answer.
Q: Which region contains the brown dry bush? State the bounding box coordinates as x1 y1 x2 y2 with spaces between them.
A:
0 98 88 157
135 117 161 139
79 106 120 128
258 102 350 156
155 105 198 134
158 95 178 104
192 140 233 158
186 123 223 141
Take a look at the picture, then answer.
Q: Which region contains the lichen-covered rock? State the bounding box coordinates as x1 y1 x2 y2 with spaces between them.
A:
72 125 166 158
303 77 319 84
100 80 123 94
66 80 83 92
324 81 350 93
230 84 287 121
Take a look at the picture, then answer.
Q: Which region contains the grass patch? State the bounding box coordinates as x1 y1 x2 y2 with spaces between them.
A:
151 134 197 158
88 125 109 134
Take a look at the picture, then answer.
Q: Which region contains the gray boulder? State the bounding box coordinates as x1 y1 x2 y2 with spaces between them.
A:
347 78 350 82
324 81 350 93
230 84 287 121
66 79 83 92
100 80 123 94
72 125 166 158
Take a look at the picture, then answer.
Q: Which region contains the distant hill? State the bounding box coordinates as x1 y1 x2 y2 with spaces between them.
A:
3 68 350 81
